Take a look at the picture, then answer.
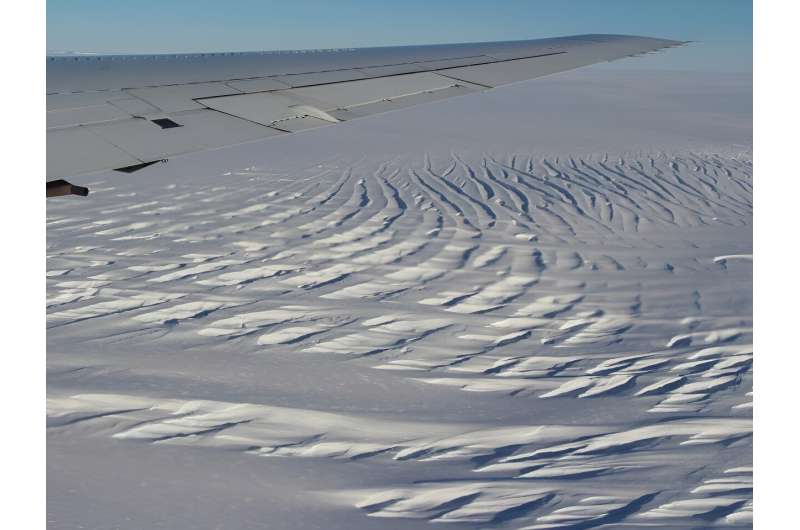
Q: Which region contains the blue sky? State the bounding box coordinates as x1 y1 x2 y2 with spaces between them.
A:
46 0 752 72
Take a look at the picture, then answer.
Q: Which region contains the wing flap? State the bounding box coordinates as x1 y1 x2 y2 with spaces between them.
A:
196 72 483 128
287 72 469 108
84 110 282 162
273 69 370 88
438 54 588 88
197 92 309 126
47 127 142 177
125 82 243 113
47 103 131 130
225 78 293 93
356 64 429 78
337 85 479 118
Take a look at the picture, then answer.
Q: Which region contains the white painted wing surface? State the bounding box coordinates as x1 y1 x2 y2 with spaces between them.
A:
46 34 684 179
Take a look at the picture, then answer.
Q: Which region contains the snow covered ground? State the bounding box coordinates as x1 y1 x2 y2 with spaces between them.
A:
47 67 752 529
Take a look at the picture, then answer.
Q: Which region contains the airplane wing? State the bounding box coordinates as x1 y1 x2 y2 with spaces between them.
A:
46 34 684 183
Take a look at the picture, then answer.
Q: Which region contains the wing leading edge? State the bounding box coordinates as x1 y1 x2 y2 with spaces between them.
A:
46 34 685 181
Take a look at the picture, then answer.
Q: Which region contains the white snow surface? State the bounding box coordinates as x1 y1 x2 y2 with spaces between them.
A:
47 67 751 530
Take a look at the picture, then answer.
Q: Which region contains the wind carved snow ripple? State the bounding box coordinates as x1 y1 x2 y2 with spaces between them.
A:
47 152 752 528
